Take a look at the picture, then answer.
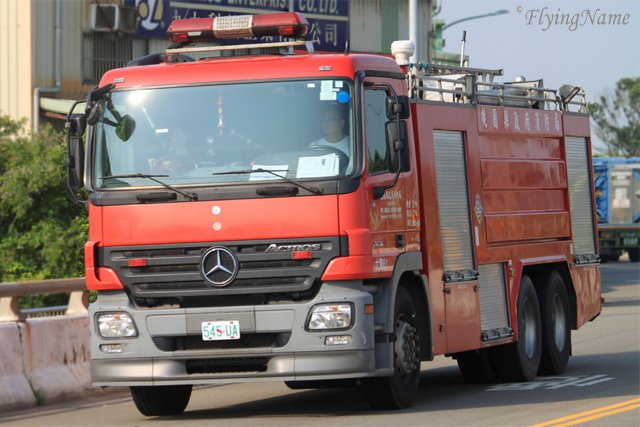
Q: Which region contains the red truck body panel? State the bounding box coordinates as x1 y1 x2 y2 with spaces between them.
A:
96 195 339 246
100 54 400 89
412 101 600 355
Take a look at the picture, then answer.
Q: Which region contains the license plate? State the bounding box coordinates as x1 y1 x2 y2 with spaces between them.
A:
201 320 240 341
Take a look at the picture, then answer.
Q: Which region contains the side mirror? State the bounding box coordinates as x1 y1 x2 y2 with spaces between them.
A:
385 120 409 172
115 114 136 142
65 114 86 190
386 95 410 120
86 99 136 142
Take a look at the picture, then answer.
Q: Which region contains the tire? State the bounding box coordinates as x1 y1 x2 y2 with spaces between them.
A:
130 385 192 416
490 275 541 382
538 271 571 375
455 349 497 383
363 286 421 409
628 248 640 263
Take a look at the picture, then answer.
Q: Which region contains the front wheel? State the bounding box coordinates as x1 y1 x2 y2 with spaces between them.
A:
130 385 192 416
363 286 421 409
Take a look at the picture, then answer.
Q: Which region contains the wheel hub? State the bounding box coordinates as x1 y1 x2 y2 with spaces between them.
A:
523 300 537 358
394 318 420 377
552 294 567 351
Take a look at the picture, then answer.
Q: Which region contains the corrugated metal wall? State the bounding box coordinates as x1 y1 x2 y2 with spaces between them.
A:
0 0 33 121
148 38 167 55
349 0 429 60
35 0 89 94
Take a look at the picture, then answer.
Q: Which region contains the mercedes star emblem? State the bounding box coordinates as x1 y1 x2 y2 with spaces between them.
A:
200 246 238 287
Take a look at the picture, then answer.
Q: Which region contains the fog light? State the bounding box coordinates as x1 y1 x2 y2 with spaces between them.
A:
97 313 138 338
100 344 123 354
325 335 352 346
307 303 353 330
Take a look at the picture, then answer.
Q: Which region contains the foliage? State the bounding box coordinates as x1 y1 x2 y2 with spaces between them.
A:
0 115 88 307
588 77 640 157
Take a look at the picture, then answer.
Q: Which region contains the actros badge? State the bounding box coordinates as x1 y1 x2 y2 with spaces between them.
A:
200 246 238 287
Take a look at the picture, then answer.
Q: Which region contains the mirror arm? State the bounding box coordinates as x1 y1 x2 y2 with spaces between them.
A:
65 133 85 206
85 83 114 114
65 104 87 206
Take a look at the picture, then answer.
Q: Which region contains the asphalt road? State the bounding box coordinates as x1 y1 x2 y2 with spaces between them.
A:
1 262 638 427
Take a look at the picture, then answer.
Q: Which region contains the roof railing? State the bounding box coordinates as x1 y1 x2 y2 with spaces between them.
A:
409 63 588 112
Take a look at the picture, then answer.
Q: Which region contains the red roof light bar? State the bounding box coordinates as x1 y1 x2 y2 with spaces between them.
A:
168 12 309 43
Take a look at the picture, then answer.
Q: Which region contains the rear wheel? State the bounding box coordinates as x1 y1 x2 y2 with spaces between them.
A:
130 385 192 416
491 275 541 382
363 286 421 409
455 349 497 383
538 272 571 375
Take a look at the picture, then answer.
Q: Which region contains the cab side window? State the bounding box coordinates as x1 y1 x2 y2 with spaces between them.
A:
365 89 389 174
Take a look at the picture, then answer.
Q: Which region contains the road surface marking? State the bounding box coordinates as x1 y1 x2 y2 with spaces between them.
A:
529 397 640 427
487 375 614 391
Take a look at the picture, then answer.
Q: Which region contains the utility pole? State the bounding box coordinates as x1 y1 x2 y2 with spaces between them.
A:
409 0 419 64
426 0 433 63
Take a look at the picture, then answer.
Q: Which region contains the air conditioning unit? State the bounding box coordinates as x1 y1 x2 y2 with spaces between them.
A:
90 3 138 33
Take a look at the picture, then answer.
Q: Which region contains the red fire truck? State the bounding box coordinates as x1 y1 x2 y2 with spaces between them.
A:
65 12 602 416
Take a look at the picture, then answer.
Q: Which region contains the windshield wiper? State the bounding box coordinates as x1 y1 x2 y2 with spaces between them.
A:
100 173 198 201
213 169 323 195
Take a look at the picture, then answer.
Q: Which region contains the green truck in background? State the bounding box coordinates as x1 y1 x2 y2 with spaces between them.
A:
594 158 640 262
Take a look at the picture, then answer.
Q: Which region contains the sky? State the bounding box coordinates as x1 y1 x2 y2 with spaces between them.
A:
436 0 640 150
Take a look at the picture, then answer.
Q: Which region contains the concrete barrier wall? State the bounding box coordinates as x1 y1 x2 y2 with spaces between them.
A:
0 322 36 411
0 314 91 411
23 314 91 403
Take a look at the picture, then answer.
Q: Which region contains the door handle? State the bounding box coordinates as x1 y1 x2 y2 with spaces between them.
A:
395 233 405 248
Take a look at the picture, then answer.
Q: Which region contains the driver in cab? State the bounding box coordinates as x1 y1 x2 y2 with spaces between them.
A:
309 107 352 174
149 129 200 174
310 108 349 157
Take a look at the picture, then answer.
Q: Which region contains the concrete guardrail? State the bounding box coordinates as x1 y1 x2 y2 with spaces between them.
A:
0 278 91 412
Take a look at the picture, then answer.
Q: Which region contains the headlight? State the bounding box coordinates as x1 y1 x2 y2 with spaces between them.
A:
97 313 138 338
307 303 353 331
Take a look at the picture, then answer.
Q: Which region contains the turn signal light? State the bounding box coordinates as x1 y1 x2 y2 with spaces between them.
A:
128 258 148 267
292 251 312 260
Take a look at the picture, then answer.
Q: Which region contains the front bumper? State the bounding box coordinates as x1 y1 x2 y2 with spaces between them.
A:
90 281 376 386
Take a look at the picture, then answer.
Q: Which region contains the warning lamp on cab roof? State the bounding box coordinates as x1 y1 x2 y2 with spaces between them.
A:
168 12 309 43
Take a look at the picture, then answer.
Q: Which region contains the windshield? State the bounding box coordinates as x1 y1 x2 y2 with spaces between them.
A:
92 79 354 189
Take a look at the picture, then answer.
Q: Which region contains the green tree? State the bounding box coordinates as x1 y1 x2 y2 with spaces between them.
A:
588 77 640 157
0 115 87 289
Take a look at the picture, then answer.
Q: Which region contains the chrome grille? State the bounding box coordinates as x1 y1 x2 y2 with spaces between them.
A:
98 237 343 299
